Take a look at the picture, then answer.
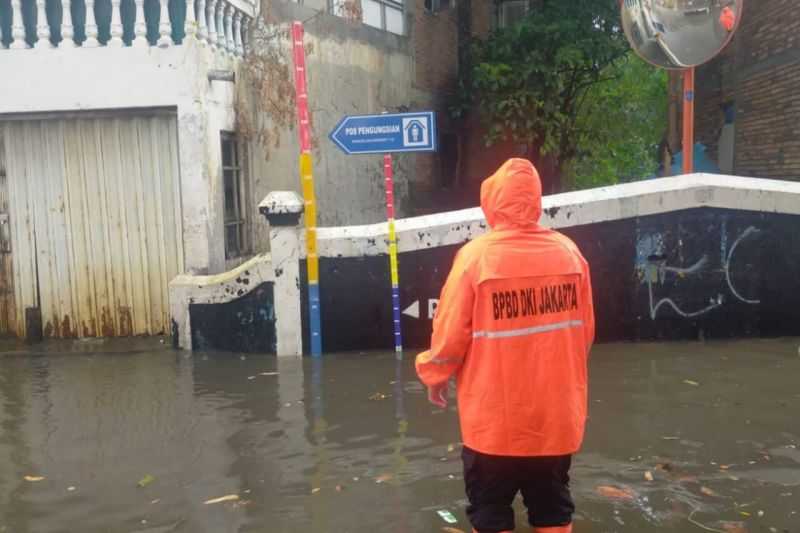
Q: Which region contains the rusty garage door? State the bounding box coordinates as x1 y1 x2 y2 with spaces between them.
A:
0 112 184 339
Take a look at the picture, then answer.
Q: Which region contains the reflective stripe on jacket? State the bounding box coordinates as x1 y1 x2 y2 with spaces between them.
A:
416 158 595 457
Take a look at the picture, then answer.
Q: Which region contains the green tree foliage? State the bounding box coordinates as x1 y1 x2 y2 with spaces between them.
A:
455 0 667 191
565 54 668 190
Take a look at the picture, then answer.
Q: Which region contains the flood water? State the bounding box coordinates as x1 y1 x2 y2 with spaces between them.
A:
0 338 798 533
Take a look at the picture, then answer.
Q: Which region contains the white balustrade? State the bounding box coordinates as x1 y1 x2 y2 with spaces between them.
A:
185 0 197 40
157 0 173 47
0 0 253 54
133 0 148 47
10 0 27 49
84 0 100 47
35 0 52 49
109 0 124 47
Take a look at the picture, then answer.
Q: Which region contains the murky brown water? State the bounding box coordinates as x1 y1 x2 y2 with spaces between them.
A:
0 338 799 532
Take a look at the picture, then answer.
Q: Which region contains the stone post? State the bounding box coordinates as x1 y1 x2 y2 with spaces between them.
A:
259 191 304 357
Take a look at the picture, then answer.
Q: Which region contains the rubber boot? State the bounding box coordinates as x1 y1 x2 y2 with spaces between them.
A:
533 525 572 533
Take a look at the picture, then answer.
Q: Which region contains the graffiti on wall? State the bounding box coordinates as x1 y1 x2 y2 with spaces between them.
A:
636 221 763 320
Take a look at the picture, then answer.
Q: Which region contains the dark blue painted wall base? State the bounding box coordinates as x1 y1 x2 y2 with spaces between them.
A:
190 282 277 353
300 208 800 354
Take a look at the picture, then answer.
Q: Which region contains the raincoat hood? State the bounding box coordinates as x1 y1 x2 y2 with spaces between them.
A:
480 158 542 230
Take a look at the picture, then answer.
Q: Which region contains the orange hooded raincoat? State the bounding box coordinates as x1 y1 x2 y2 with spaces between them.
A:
720 6 736 32
416 158 595 457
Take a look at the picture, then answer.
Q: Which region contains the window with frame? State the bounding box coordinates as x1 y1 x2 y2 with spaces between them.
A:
221 133 250 259
362 0 405 35
424 0 451 13
496 0 530 29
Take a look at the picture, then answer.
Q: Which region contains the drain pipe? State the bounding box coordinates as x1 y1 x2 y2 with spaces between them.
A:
259 191 304 356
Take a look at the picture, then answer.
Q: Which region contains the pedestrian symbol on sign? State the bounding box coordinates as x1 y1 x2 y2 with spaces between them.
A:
402 118 429 148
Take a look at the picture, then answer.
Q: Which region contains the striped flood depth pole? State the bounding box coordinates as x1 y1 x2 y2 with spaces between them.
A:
291 21 322 357
383 154 403 355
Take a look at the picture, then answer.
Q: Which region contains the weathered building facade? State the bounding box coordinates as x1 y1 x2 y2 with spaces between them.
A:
1 0 261 340
0 0 513 341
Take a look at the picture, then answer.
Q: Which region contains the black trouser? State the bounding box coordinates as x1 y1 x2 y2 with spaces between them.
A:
462 446 574 532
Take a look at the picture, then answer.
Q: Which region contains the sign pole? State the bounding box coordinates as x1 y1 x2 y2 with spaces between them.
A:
328 110 436 353
383 154 403 355
292 21 323 357
682 67 695 174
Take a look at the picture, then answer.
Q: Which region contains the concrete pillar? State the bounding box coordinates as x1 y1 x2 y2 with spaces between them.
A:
259 191 304 357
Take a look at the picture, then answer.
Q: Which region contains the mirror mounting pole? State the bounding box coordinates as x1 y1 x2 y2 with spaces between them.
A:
682 67 695 175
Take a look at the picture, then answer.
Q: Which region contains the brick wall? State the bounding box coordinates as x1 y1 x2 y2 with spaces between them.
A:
412 0 460 94
407 0 496 213
696 0 800 180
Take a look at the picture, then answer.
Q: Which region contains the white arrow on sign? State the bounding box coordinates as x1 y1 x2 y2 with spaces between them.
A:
402 300 420 319
402 299 439 319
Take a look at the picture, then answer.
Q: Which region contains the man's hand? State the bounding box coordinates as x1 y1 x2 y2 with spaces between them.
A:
428 382 448 408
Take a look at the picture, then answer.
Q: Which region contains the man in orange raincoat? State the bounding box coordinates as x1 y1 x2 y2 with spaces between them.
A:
720 5 736 32
416 159 595 533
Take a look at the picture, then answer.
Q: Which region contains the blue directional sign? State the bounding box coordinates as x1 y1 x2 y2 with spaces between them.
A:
329 111 437 155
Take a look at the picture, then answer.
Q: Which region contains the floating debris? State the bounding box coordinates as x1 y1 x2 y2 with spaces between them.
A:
683 379 701 387
700 486 722 497
644 471 654 482
595 485 636 501
369 393 390 401
137 474 155 488
203 494 239 505
437 510 458 524
688 510 727 533
23 476 45 482
375 473 393 484
718 520 747 533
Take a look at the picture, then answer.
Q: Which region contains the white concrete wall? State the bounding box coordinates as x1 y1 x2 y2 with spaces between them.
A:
0 41 241 275
311 174 800 258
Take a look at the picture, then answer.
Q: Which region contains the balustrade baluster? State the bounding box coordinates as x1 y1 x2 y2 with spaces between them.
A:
85 0 100 47
224 5 233 54
184 0 197 40
233 11 242 57
109 0 124 46
34 0 53 48
133 0 148 47
206 0 217 50
215 0 224 52
196 0 207 43
11 0 28 49
157 0 173 46
59 0 77 48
